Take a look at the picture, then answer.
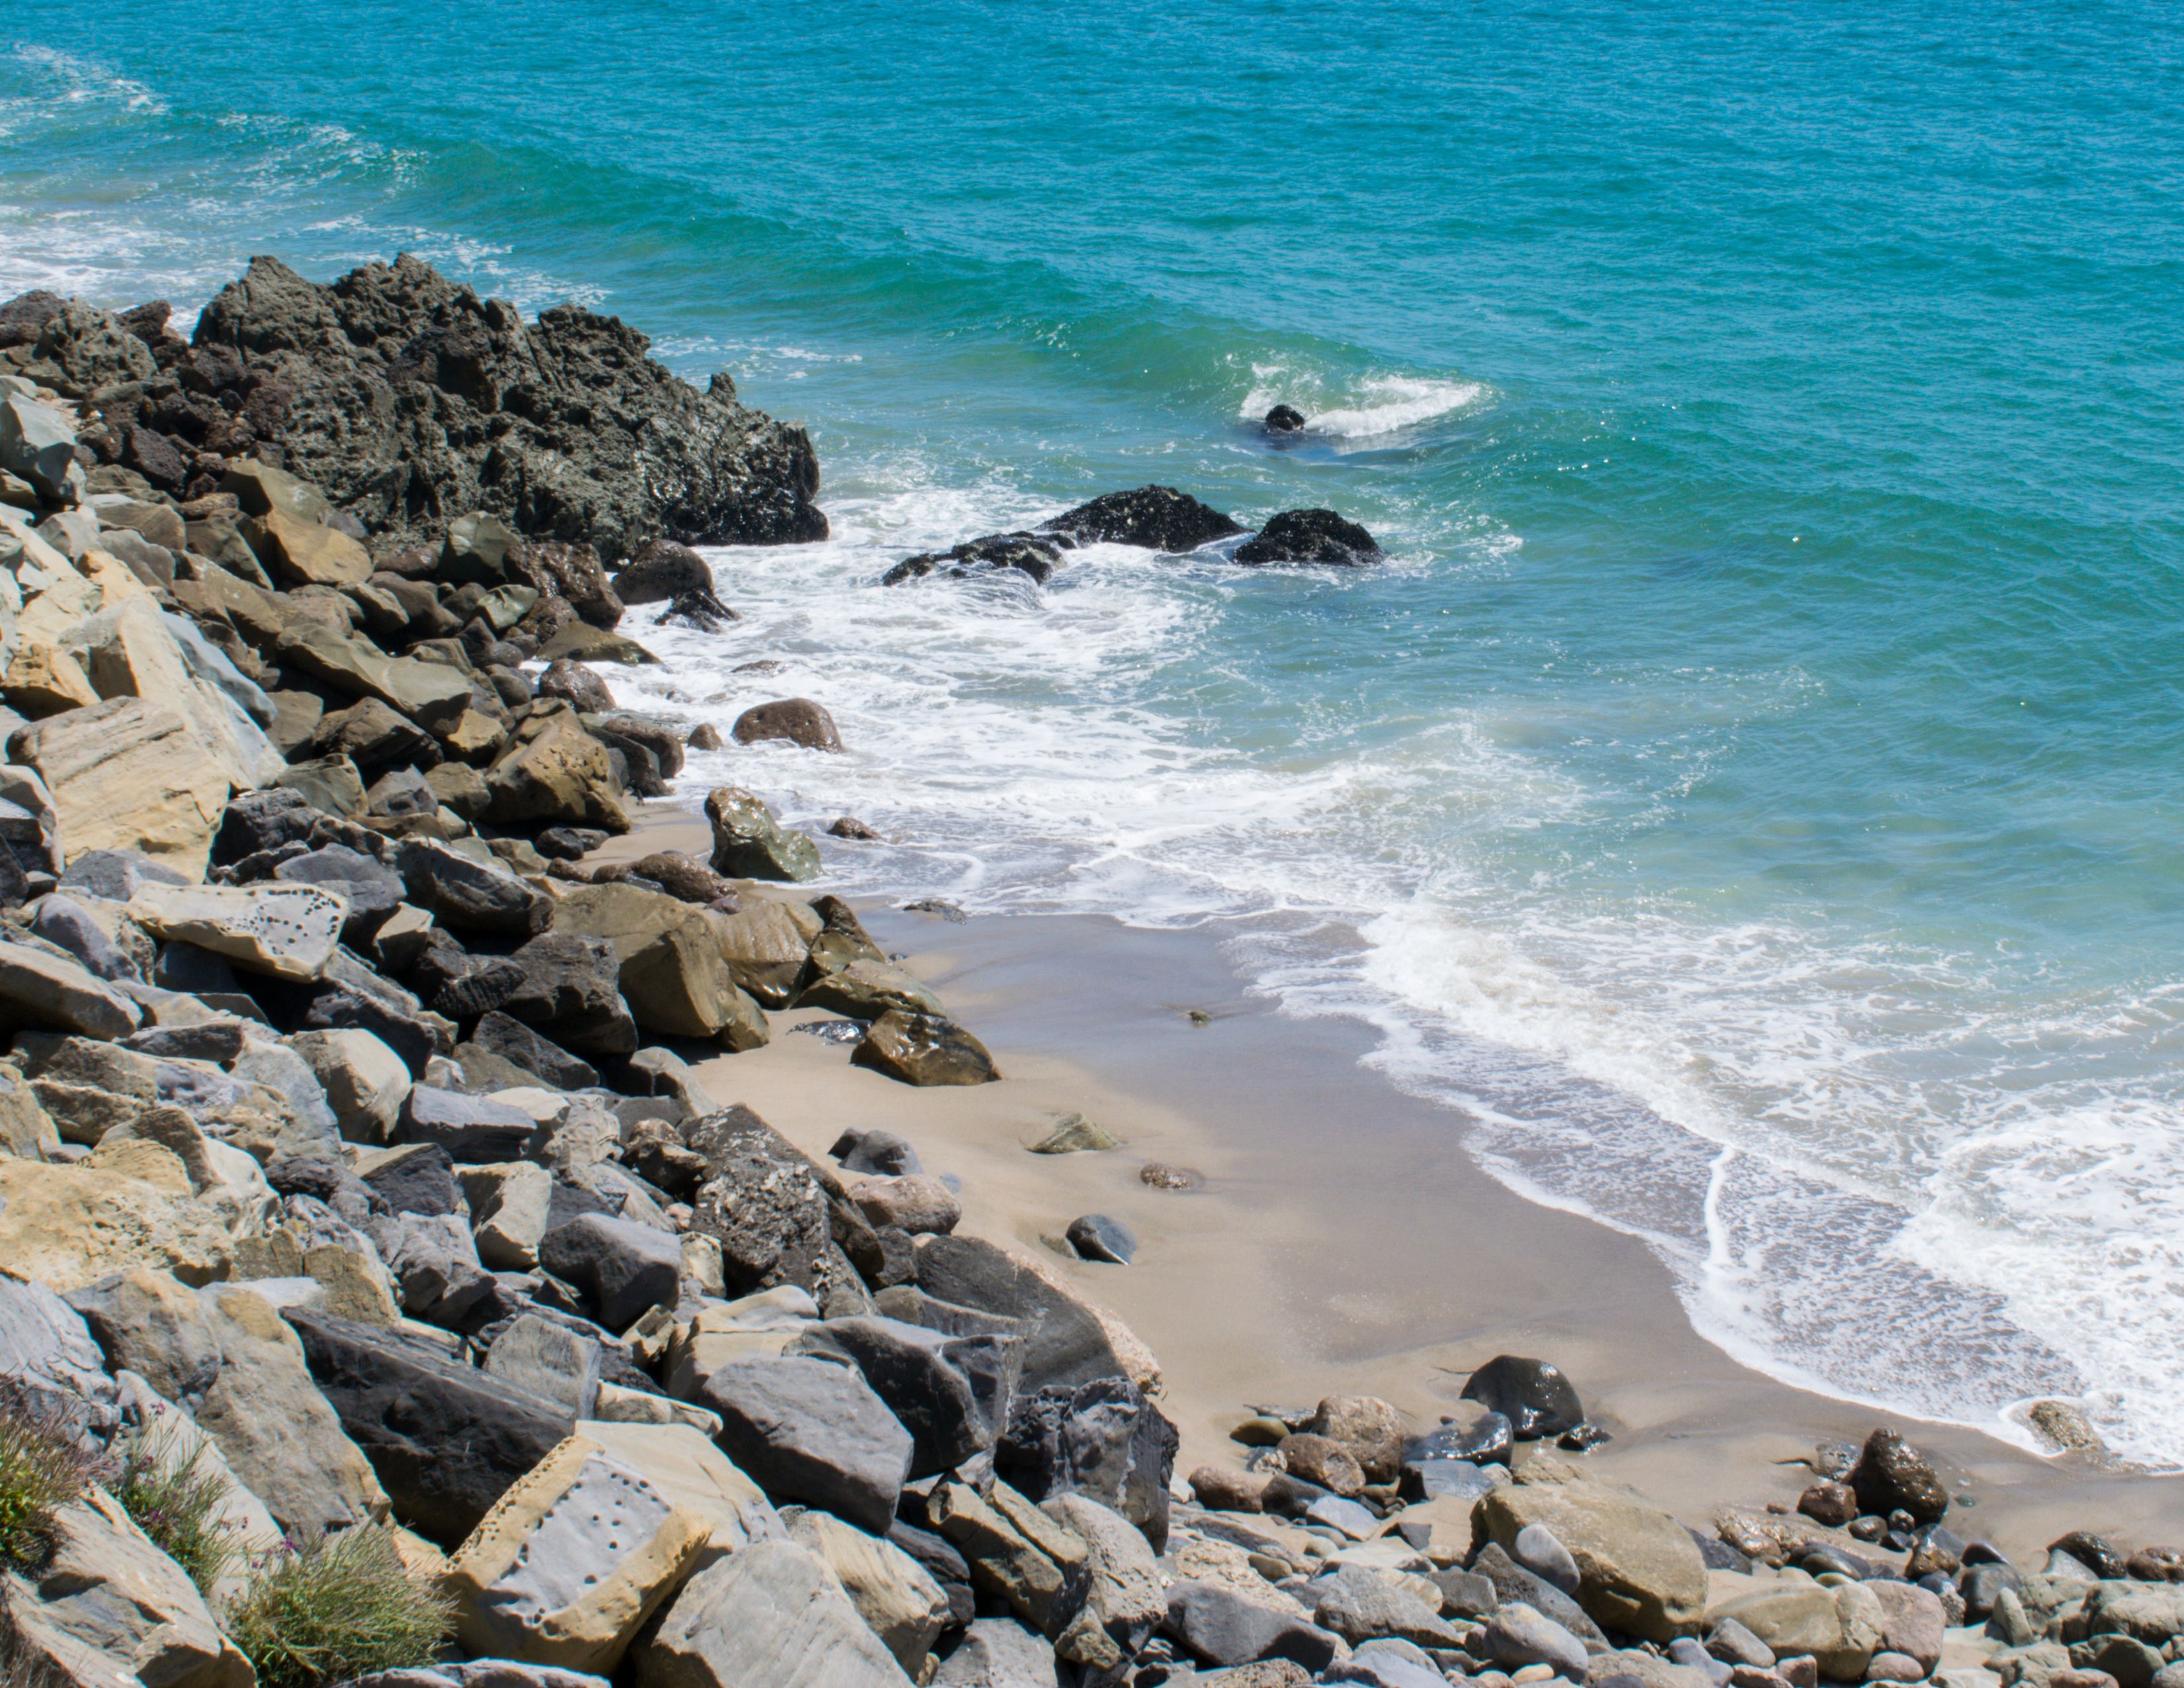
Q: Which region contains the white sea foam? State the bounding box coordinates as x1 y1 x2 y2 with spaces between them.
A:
1242 362 1486 439
591 463 2184 1468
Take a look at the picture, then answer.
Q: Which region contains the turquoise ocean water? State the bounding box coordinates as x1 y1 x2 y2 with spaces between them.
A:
8 2 2184 1459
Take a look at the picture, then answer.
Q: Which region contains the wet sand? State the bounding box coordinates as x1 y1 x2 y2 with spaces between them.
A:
604 806 2184 1561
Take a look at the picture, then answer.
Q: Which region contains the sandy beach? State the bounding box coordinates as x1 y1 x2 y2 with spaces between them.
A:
598 804 2184 1564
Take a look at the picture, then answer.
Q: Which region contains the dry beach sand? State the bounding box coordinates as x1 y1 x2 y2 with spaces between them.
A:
604 806 2184 1561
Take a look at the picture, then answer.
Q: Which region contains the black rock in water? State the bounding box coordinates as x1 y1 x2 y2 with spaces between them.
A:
1264 403 1308 433
614 537 715 604
1041 485 1245 553
188 254 826 555
1459 1354 1584 1440
882 532 1062 586
1234 507 1383 567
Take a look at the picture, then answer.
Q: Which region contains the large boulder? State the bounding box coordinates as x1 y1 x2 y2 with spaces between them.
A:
696 1352 913 1533
0 1155 228 1291
507 539 623 630
704 785 820 882
995 1376 1178 1552
539 1213 683 1331
787 1511 949 1676
711 898 821 1006
285 1306 577 1547
191 254 826 556
1233 508 1382 567
912 1233 1160 1397
552 882 766 1046
853 1009 999 1086
635 1537 911 1688
13 696 231 878
498 931 640 1057
192 1284 391 1536
1709 1582 1884 1683
685 1105 872 1310
484 709 631 833
126 880 347 982
3 1485 253 1688
1040 486 1244 553
732 698 843 753
1162 1579 1341 1673
1480 1468 1708 1643
0 941 144 1039
614 539 714 605
929 1477 1090 1640
1 1270 121 1438
1846 1429 1948 1526
446 1433 709 1673
62 596 287 787
572 1417 784 1568
397 838 552 937
794 1316 1020 1479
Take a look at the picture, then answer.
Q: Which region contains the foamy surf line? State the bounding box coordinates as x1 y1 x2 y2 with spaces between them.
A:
1242 365 1487 437
598 490 2183 1471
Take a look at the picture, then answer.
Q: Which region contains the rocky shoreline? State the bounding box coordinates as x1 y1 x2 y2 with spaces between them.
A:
0 258 2173 1688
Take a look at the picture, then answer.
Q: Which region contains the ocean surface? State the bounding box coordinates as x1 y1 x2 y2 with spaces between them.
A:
9 1 2184 1462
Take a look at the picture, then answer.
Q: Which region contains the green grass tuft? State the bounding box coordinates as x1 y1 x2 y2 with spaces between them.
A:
112 1415 238 1598
224 1524 453 1688
0 1383 95 1576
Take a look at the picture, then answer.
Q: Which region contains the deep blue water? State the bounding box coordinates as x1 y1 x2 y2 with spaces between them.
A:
9 1 2184 1458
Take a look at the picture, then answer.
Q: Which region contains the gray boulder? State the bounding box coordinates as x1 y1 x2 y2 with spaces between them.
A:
539 1212 682 1330
359 1141 463 1216
995 1375 1177 1552
1162 1579 1340 1672
396 839 552 937
697 1353 913 1534
482 1312 604 1417
3 1485 251 1688
914 1234 1145 1395
469 1010 600 1090
794 1315 1021 1477
498 931 638 1058
401 1084 539 1160
3 1270 120 1438
635 1538 907 1688
930 1618 1058 1686
284 1306 574 1546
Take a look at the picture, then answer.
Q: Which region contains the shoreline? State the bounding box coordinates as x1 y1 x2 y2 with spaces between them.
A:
606 802 2184 1561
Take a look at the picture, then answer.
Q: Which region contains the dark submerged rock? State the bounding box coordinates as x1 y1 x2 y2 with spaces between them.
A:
1263 403 1307 433
1040 485 1245 553
1234 507 1383 567
613 537 714 604
882 532 1063 586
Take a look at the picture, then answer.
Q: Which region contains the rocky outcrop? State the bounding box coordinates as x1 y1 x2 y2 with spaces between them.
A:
178 255 825 556
1042 486 1244 552
1232 506 1381 566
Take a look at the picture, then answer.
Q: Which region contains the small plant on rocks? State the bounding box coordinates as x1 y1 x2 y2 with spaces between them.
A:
0 1385 95 1577
112 1414 237 1597
224 1524 453 1688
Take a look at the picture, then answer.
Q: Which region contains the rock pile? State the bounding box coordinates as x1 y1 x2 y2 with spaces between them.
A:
0 265 2170 1688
